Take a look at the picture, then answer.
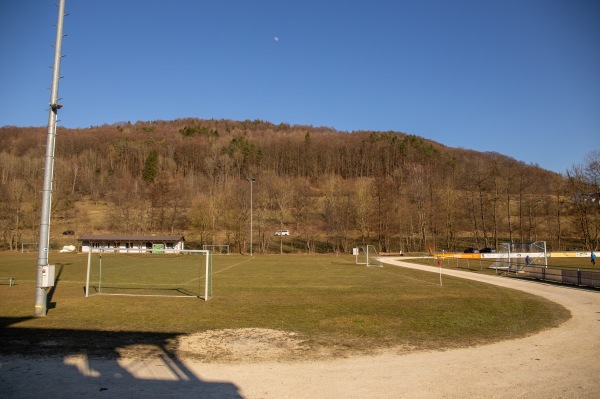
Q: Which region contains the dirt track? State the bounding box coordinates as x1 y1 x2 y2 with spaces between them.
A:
1 258 599 398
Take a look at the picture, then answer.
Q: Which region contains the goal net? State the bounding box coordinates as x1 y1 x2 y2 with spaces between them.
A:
85 249 212 300
354 245 383 267
21 242 39 253
202 244 230 255
489 241 547 273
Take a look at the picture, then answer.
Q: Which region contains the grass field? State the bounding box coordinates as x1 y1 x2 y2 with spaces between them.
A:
0 252 570 359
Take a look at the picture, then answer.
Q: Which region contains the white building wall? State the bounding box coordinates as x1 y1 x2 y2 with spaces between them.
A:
80 240 184 253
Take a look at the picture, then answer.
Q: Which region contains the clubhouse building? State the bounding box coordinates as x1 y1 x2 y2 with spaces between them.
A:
77 235 185 253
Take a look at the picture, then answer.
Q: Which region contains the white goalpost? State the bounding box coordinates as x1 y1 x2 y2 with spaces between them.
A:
353 245 383 267
85 249 212 300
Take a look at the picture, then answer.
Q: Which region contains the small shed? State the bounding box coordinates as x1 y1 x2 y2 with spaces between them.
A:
77 235 185 253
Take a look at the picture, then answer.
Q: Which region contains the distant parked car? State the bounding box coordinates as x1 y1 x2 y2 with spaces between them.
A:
62 230 75 236
463 247 479 253
275 230 290 236
479 247 494 253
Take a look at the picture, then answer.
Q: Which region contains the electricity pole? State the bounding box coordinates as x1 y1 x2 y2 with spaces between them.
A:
34 0 67 317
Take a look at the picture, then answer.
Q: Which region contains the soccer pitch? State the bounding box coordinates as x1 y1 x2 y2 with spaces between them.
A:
0 252 569 358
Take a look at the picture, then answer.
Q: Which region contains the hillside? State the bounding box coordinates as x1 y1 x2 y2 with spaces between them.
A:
0 119 596 253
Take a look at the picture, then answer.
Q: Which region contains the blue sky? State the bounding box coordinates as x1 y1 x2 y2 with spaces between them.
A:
1 1 598 173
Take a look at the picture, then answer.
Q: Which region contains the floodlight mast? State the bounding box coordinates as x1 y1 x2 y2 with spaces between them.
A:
247 178 255 256
34 0 67 317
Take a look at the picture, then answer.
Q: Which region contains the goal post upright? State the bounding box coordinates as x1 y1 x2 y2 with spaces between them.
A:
85 250 91 297
204 250 213 300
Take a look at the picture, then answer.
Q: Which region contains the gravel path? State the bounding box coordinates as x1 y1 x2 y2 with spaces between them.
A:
2 258 598 398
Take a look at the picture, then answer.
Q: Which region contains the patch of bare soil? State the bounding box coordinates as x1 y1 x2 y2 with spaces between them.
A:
174 328 311 363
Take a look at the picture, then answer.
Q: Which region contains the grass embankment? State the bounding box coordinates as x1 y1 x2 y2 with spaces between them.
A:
0 252 570 358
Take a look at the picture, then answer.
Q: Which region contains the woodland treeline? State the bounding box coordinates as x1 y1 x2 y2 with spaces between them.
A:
1 119 598 253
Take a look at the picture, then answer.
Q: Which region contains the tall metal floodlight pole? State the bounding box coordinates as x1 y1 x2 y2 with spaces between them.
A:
247 178 255 256
35 0 67 317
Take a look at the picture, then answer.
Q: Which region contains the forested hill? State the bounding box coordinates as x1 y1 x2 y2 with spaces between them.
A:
1 119 595 253
1 118 550 183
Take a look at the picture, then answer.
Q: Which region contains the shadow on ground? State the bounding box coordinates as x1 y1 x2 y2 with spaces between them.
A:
0 317 243 399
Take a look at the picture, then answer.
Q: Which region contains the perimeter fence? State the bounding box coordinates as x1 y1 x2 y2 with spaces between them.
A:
420 255 600 289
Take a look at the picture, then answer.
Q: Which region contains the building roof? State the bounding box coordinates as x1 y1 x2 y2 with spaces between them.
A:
77 235 185 242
